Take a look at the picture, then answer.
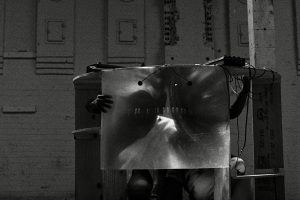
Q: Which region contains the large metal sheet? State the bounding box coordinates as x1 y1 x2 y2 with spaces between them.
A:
101 65 230 169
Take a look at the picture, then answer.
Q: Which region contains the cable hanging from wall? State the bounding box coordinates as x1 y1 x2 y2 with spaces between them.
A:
220 63 277 159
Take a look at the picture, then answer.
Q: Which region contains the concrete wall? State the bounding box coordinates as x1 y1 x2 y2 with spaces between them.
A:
274 1 300 199
0 0 107 199
0 0 75 199
0 0 299 199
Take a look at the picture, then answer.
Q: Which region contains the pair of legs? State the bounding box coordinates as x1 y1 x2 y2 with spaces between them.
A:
127 169 215 200
127 169 252 200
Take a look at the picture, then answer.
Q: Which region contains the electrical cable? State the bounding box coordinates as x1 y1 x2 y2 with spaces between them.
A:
240 91 250 156
219 65 234 82
236 117 241 158
229 63 276 158
170 68 192 85
233 78 241 158
139 66 193 86
138 67 163 85
219 65 233 146
220 65 246 160
239 66 252 157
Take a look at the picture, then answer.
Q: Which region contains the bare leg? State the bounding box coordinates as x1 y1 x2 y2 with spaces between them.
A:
127 170 153 200
184 169 214 200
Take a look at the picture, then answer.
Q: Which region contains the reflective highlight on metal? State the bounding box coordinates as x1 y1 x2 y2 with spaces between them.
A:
101 65 230 169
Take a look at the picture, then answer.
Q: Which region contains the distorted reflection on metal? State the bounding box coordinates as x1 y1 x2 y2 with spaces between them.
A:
101 65 230 169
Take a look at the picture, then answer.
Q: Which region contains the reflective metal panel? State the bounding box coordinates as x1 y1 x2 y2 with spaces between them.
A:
101 65 230 169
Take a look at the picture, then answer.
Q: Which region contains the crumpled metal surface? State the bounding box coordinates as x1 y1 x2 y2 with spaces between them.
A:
101 65 230 169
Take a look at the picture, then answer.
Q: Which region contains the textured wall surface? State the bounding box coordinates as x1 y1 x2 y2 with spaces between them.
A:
0 0 75 199
0 0 299 199
0 0 106 199
274 1 300 199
